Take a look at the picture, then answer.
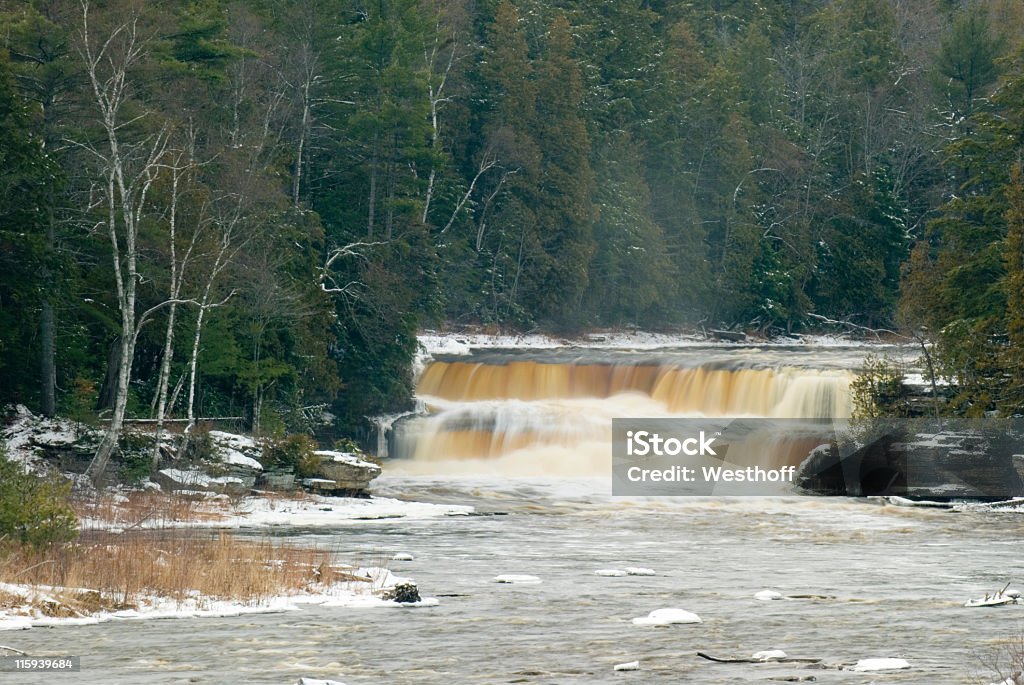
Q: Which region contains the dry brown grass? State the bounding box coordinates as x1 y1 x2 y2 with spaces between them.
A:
73 490 230 529
73 488 316 529
0 531 359 612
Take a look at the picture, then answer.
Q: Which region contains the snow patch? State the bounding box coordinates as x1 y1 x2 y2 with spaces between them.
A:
1 405 82 468
631 608 701 626
79 493 472 531
0 565 435 633
313 450 379 471
493 574 541 584
849 658 910 672
221 448 262 471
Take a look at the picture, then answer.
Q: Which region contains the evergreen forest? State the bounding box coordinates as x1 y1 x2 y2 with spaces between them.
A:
3 0 1024 448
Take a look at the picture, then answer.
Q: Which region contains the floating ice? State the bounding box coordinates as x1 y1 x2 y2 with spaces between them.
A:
392 552 415 561
850 658 910 671
613 661 640 671
631 608 701 626
625 567 656 576
752 650 786 661
594 569 627 577
493 575 541 584
754 590 784 601
965 586 1022 607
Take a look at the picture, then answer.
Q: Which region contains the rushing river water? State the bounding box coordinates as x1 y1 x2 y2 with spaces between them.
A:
9 344 1024 684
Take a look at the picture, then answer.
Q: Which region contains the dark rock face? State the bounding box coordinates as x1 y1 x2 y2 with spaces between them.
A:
383 582 421 604
797 419 1024 500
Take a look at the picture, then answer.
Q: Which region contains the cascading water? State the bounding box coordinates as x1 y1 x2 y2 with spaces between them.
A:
393 352 855 475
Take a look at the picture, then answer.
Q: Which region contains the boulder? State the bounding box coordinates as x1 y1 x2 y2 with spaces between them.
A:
311 450 381 495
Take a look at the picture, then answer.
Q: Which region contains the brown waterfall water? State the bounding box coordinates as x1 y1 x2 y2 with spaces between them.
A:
396 351 854 474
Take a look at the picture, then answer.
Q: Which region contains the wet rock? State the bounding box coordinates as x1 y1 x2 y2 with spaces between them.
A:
382 582 421 604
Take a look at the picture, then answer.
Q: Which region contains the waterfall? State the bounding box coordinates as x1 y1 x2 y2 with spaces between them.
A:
394 357 853 472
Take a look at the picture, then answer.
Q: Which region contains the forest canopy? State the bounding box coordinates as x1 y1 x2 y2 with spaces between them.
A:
2 0 1023 441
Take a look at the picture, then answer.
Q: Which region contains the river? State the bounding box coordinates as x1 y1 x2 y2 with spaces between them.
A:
8 343 1023 684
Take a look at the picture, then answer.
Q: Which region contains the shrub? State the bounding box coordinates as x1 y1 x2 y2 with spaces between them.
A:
851 354 911 418
0 448 78 549
178 426 216 464
260 434 320 478
118 431 154 484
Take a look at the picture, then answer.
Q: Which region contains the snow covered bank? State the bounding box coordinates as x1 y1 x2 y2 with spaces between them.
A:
0 404 83 469
418 329 881 356
79 491 472 531
0 566 436 633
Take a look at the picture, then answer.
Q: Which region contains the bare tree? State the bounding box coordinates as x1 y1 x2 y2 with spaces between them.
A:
149 150 197 466
183 196 244 434
77 1 176 483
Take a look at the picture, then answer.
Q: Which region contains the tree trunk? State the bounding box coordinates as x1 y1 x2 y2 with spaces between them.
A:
368 133 379 238
89 323 135 483
185 303 207 434
151 301 177 467
40 205 57 417
40 301 56 417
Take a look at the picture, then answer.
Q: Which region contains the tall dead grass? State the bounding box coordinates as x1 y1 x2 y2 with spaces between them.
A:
0 531 361 613
72 489 314 529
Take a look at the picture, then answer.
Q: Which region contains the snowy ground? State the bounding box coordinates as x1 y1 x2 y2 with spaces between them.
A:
0 404 82 468
0 567 436 633
417 329 881 356
78 491 473 531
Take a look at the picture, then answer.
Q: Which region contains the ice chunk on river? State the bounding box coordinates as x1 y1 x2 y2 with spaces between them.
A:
631 608 701 626
493 574 541 584
850 658 910 671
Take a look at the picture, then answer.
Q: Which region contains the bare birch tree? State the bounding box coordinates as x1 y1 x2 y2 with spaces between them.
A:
77 0 173 483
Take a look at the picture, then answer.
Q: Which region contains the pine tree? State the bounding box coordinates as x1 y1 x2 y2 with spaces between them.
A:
0 50 56 407
523 14 595 325
1002 164 1024 413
